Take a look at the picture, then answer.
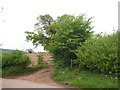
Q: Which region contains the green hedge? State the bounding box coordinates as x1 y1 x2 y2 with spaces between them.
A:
76 32 118 75
2 50 31 68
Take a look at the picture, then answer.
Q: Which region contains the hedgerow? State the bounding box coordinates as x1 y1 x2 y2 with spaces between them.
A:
76 32 118 76
2 50 31 68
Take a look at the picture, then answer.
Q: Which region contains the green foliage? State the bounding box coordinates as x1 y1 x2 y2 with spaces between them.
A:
25 14 119 88
2 50 31 68
37 53 43 65
2 50 49 77
37 53 51 67
25 14 53 47
26 48 34 53
48 14 93 66
52 68 118 88
2 66 27 77
25 14 93 67
2 65 48 77
76 32 118 75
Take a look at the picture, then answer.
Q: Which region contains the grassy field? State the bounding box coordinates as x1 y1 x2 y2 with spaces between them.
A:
52 68 118 89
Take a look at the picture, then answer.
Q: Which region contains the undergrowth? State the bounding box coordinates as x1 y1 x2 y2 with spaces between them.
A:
52 67 118 89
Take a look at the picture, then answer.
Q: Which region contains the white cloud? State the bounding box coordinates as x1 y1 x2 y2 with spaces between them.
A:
0 0 119 52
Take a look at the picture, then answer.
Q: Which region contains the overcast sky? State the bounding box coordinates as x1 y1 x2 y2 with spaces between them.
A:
0 0 119 52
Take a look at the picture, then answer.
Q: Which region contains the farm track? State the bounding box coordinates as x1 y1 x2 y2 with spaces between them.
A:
3 67 64 88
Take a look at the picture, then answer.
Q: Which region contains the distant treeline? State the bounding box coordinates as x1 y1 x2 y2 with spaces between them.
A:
1 48 27 53
1 48 15 53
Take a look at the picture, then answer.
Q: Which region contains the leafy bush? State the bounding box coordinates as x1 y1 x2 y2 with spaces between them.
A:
2 50 31 68
76 32 118 75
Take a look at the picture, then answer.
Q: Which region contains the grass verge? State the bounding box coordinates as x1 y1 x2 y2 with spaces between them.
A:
1 63 49 77
52 67 118 89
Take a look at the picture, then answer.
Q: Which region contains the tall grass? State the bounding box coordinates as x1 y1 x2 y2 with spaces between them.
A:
52 68 118 88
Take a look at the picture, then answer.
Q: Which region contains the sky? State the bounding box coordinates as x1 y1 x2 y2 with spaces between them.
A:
0 0 119 52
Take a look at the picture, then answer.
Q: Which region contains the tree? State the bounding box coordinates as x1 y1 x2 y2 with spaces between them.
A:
47 14 94 66
25 14 94 67
26 49 34 54
25 14 54 48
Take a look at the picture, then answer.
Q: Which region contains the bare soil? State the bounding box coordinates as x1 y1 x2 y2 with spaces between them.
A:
26 54 38 66
6 67 63 87
42 52 52 62
26 53 52 66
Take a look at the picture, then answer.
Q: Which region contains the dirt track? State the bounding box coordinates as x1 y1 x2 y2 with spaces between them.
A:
5 67 63 87
2 78 61 88
2 67 65 88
